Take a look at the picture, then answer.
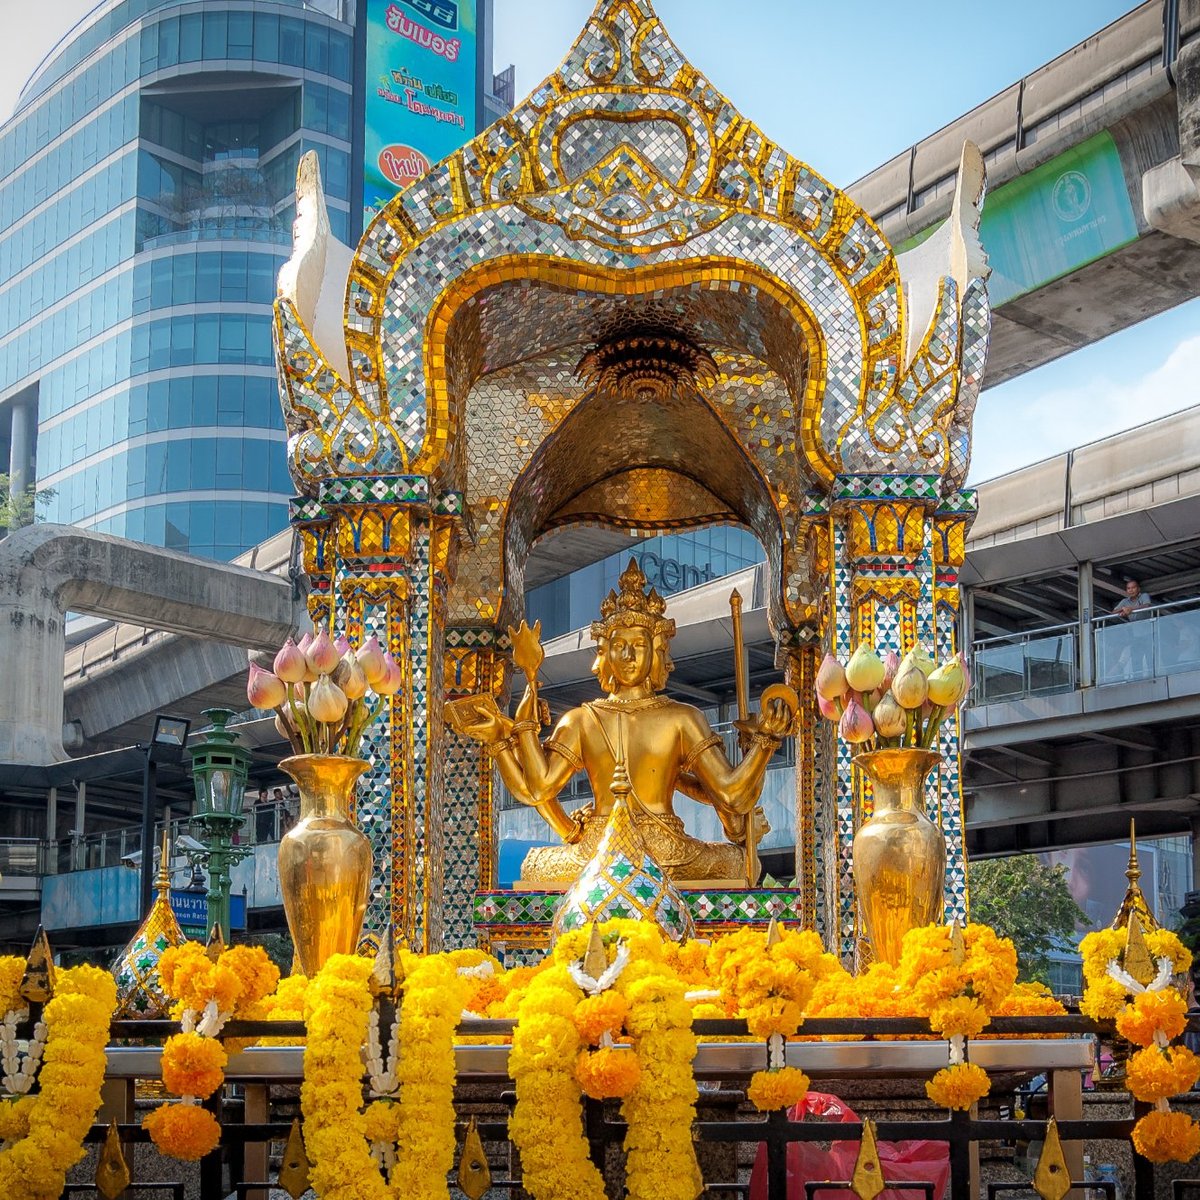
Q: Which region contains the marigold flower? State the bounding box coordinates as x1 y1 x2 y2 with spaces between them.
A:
1126 1045 1200 1104
747 1066 810 1112
161 1031 228 1099
930 996 988 1040
575 1046 642 1099
573 992 630 1044
925 1062 990 1110
1116 989 1188 1048
1131 1110 1200 1163
1145 929 1191 975
144 1102 222 1162
1080 975 1128 1022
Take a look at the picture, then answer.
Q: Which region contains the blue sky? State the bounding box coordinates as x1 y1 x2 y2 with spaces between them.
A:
12 2 1195 485
494 0 1200 484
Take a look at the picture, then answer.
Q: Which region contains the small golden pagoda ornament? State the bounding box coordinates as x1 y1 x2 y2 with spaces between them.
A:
19 926 56 1004
551 788 694 943
1111 820 1158 933
113 831 186 1017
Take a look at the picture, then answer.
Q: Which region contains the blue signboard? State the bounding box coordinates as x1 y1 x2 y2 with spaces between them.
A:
363 0 479 221
170 890 246 936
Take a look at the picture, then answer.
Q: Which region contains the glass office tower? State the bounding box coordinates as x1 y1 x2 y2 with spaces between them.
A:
0 1 358 559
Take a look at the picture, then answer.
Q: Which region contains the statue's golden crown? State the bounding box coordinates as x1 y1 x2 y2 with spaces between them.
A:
591 559 676 641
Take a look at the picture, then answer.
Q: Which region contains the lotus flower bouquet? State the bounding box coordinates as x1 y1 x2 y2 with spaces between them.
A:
247 629 403 759
815 644 971 752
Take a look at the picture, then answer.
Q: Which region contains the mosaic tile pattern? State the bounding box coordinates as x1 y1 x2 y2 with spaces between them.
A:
273 0 993 956
113 883 186 1019
474 888 806 929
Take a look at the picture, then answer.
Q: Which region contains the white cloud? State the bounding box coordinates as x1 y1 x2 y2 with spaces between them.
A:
968 323 1200 484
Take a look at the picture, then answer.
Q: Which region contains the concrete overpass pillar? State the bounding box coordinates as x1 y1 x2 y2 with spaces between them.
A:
1191 815 1200 893
1078 561 1094 688
0 524 301 765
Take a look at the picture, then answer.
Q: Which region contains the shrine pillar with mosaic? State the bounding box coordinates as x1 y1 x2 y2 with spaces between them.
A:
270 0 993 955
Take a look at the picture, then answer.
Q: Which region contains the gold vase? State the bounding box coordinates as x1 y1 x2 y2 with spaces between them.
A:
277 754 373 978
851 748 946 967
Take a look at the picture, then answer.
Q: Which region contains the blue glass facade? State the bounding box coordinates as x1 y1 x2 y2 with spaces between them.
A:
0 0 357 560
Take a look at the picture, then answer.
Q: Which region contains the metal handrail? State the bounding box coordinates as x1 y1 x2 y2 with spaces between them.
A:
971 620 1078 651
1092 593 1200 626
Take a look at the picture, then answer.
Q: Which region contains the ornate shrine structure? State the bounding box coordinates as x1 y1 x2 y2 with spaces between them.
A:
272 0 991 957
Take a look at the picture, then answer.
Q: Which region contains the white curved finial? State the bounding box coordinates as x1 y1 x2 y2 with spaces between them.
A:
895 141 990 369
277 151 352 381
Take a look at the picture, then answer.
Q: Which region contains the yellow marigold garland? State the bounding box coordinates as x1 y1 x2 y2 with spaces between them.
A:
393 952 470 1200
1126 1045 1200 1104
0 963 116 1198
301 951 470 1199
508 962 607 1200
149 941 280 1161
620 965 702 1200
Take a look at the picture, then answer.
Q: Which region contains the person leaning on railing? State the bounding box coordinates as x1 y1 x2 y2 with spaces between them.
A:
1114 578 1152 620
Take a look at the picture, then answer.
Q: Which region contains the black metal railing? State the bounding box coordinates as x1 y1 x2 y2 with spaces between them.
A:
85 1012 1194 1200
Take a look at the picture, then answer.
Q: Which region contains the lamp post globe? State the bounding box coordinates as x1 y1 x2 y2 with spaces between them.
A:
187 708 252 939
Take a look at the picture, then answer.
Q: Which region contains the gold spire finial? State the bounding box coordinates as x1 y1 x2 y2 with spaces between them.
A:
1122 910 1156 987
20 926 56 1004
370 927 403 999
278 1118 311 1199
206 924 226 962
1110 819 1158 933
851 1118 886 1200
458 1117 492 1200
584 921 608 982
949 920 966 966
1032 1119 1071 1200
95 1120 132 1199
155 829 172 898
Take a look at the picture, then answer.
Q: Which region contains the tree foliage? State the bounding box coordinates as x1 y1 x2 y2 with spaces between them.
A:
968 854 1088 984
0 473 55 534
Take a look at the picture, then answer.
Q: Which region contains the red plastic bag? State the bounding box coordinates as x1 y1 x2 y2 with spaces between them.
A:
749 1092 950 1200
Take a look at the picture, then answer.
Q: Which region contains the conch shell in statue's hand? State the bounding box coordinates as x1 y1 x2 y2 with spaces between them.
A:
509 619 544 680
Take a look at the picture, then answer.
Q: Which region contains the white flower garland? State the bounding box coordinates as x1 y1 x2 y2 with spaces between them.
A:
0 1009 45 1096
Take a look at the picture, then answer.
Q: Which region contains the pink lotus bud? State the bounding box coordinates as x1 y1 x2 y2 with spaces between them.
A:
306 629 340 676
881 651 901 691
247 664 287 710
817 693 840 722
332 650 368 701
273 638 307 684
815 654 849 701
838 697 874 744
334 634 352 656
374 653 404 696
356 635 387 687
873 691 908 739
891 660 928 709
296 631 318 682
845 644 885 693
308 675 348 724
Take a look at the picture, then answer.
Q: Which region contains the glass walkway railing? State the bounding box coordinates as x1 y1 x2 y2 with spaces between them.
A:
971 597 1200 706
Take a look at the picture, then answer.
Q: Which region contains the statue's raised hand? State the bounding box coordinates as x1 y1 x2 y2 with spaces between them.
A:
755 683 800 740
509 619 544 684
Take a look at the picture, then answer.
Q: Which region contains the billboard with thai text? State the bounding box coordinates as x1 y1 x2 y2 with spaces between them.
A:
362 0 479 221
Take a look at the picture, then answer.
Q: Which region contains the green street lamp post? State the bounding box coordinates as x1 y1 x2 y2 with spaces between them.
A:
187 708 252 939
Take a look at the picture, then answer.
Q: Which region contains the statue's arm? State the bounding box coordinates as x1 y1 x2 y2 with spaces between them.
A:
682 708 781 816
490 713 583 843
